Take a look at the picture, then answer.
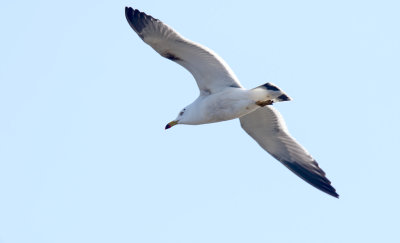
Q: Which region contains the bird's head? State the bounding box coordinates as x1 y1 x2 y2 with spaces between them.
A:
165 108 187 129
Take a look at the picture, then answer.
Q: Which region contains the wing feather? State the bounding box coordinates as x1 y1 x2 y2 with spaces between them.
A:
240 106 339 198
125 7 242 95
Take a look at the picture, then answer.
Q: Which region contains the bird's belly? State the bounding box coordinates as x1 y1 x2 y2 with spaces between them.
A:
202 97 259 124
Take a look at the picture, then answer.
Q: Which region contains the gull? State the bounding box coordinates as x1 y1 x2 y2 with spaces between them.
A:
125 7 339 198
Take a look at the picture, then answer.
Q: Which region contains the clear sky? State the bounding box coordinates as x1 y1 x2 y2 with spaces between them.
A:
1 0 399 242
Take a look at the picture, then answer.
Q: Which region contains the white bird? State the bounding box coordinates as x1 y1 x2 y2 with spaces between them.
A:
125 7 339 198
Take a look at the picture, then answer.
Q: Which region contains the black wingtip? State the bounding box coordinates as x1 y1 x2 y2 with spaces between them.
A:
125 7 159 37
328 191 339 198
126 9 145 36
125 6 135 26
125 6 133 17
281 160 339 198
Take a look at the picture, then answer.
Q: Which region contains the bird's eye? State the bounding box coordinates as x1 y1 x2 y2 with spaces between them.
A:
179 111 184 116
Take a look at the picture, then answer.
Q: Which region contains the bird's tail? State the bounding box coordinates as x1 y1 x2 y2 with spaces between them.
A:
250 82 292 105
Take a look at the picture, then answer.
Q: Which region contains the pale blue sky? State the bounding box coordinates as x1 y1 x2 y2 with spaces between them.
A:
1 0 399 242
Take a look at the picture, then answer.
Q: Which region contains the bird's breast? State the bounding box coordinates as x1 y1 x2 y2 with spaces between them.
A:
200 89 259 123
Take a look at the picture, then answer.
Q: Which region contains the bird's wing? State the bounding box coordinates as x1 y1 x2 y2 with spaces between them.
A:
125 7 242 95
240 106 339 198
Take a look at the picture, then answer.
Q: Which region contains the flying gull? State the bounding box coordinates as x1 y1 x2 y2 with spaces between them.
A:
125 7 339 198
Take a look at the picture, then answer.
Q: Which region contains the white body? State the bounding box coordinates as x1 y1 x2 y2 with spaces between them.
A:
181 87 281 125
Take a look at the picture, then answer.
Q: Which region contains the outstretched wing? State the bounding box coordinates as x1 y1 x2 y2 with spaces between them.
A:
125 7 242 95
240 106 339 198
